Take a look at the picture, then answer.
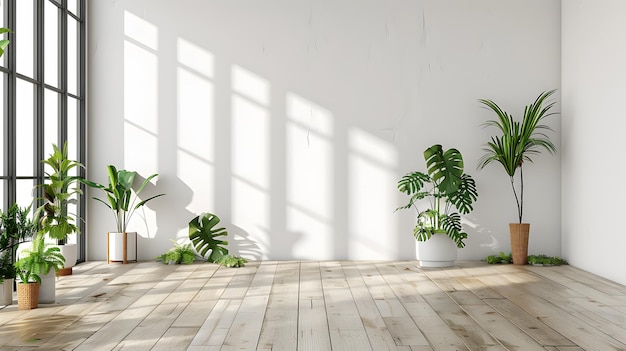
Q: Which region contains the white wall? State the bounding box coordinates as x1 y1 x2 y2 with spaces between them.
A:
87 0 561 262
562 1 626 285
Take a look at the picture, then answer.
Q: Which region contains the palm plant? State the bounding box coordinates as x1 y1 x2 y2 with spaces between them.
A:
396 144 478 248
477 89 557 223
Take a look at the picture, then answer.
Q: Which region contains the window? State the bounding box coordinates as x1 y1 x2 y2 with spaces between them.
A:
0 0 86 261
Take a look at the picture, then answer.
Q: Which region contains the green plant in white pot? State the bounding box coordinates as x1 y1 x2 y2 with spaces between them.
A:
36 143 84 275
82 165 165 263
477 89 557 265
396 144 478 267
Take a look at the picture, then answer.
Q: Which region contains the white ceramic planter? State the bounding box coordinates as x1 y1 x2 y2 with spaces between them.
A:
16 242 56 303
38 270 56 304
57 244 78 269
0 278 13 306
108 232 137 263
417 233 458 268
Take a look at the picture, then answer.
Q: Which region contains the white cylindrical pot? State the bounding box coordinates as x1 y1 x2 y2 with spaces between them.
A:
38 270 56 304
417 233 458 268
57 244 78 269
108 232 137 263
0 279 13 306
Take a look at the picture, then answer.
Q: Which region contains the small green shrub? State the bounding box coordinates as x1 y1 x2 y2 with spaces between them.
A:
485 252 512 264
216 254 247 268
528 254 567 266
157 240 197 265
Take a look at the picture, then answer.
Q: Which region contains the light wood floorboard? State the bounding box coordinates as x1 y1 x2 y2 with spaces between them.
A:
0 261 625 350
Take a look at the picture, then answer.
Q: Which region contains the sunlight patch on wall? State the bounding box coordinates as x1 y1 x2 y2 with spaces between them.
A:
124 11 158 50
123 11 159 237
231 65 271 257
177 38 215 214
232 65 269 106
348 128 398 259
286 93 334 259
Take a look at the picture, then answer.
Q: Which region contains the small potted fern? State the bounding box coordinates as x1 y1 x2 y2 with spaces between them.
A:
15 233 65 309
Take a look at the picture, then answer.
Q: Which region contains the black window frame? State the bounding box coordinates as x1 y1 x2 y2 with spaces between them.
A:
0 0 86 262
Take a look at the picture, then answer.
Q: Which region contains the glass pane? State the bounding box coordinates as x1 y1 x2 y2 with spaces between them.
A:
16 179 35 209
67 96 78 169
68 17 78 95
0 180 5 211
16 0 35 78
45 1 59 87
16 79 34 176
68 0 79 17
0 73 4 176
0 0 6 68
44 89 59 156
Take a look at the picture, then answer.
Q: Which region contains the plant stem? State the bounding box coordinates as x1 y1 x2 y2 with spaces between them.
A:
519 165 524 223
509 175 522 223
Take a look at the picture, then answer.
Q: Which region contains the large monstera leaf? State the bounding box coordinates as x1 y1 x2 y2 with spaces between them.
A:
424 144 464 195
188 213 229 263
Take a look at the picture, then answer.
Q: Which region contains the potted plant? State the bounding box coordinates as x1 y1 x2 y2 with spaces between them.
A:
396 144 478 267
14 233 65 309
82 165 165 263
36 143 84 275
0 204 36 306
477 89 557 265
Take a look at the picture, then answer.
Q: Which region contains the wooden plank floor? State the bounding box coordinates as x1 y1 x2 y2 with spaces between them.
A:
1 261 625 350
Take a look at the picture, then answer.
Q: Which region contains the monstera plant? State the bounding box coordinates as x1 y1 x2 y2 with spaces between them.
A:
188 212 229 263
397 144 478 249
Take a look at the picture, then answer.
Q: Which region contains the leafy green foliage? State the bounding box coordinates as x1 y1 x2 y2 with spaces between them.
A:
15 234 65 284
0 250 14 283
157 240 197 264
485 252 512 264
0 204 37 280
397 144 478 248
0 27 10 58
189 213 228 263
216 254 247 268
82 165 165 232
485 253 568 266
527 254 568 266
37 143 83 241
478 90 558 223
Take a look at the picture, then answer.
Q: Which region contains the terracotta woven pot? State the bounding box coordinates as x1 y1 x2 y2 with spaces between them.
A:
509 223 530 265
17 282 40 310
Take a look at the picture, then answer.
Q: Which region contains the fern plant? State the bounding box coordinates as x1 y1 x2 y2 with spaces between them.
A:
157 240 196 264
189 212 228 263
15 234 65 284
396 144 478 248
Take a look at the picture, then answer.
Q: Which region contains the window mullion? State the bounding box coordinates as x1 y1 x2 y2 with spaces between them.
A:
34 0 44 193
4 1 16 208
